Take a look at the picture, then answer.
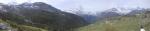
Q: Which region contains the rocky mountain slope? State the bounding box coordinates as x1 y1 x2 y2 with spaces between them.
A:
0 2 88 31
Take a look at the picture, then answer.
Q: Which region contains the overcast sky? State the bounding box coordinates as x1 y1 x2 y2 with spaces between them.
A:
0 0 150 12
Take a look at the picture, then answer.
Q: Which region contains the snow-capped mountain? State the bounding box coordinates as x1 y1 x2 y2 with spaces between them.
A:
63 7 145 16
96 7 147 19
62 7 147 23
127 8 146 16
99 8 145 15
105 8 133 15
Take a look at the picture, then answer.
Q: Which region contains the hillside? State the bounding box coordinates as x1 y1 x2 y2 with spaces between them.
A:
0 2 88 31
0 19 47 31
77 9 150 31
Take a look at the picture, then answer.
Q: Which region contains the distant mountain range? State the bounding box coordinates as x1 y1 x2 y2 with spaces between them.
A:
97 8 146 18
63 7 149 23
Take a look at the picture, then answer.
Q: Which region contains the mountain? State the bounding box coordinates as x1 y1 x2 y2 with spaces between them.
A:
96 8 122 20
99 8 121 18
78 8 150 31
126 8 146 16
62 8 147 24
0 2 88 31
62 9 97 24
96 8 147 19
79 14 97 24
19 2 61 12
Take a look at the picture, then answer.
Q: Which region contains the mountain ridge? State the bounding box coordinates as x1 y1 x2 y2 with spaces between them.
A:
0 2 88 31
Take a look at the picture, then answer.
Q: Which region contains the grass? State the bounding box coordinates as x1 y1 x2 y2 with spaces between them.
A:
0 19 48 31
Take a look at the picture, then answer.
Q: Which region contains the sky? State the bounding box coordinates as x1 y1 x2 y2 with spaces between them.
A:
0 0 150 12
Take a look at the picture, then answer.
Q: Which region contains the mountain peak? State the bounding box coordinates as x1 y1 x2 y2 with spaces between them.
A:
105 8 133 15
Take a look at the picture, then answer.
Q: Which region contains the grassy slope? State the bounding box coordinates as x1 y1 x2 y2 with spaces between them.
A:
78 13 150 31
0 19 48 31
